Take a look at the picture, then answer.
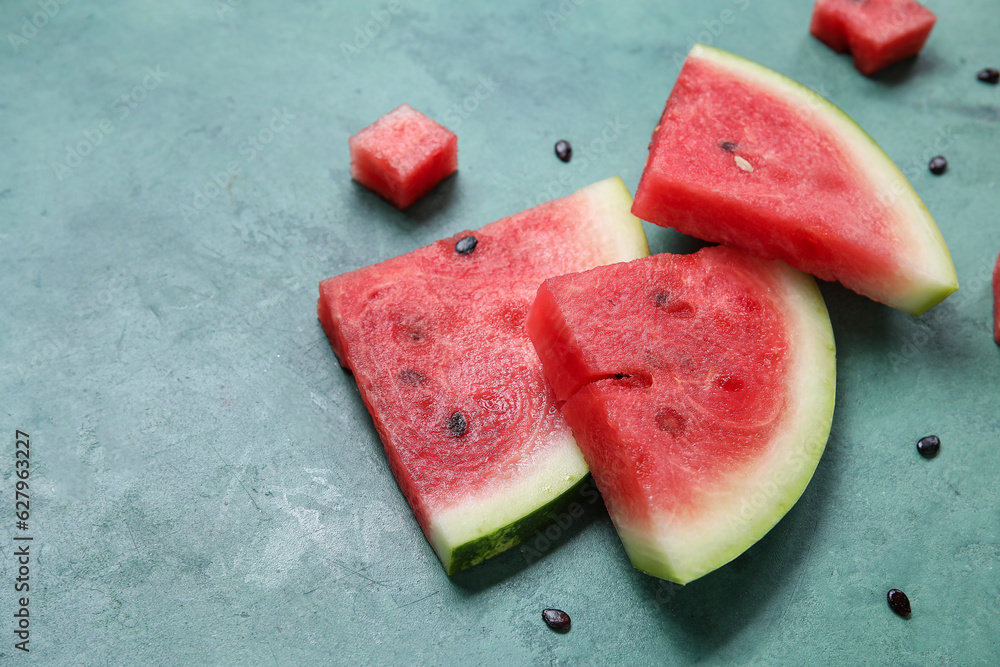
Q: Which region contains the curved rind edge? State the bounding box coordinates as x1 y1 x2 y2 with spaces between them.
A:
687 43 958 316
621 260 836 585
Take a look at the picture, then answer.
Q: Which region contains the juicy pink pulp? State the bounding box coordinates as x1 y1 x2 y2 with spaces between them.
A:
632 53 909 307
349 104 458 209
528 247 791 525
318 193 612 526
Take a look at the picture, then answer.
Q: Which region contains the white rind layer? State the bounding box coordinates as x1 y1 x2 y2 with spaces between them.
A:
426 176 649 573
428 431 588 573
689 43 957 316
617 260 836 585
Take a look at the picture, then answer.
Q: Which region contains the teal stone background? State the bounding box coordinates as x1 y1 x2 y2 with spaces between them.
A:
1 0 998 664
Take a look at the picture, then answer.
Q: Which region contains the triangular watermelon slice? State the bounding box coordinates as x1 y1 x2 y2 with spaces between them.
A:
318 177 649 574
528 246 836 584
632 44 958 316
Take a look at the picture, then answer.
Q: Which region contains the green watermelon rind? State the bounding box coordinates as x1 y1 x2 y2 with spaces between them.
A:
444 475 592 574
352 177 649 575
427 432 589 574
618 259 836 585
685 44 958 317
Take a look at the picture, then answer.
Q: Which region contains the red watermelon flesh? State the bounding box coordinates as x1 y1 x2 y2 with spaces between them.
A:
319 177 649 573
349 104 458 209
632 44 957 317
528 246 836 584
994 252 1000 345
810 0 936 76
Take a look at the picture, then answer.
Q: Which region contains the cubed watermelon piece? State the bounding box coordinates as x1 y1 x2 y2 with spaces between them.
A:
349 104 458 209
810 0 936 76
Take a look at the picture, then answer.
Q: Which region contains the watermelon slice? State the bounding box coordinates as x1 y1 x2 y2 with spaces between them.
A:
632 44 957 317
527 246 836 584
810 0 937 76
318 177 649 573
349 104 458 209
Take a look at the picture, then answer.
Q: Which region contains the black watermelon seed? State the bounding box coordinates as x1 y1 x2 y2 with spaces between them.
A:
929 155 948 175
447 411 467 437
887 589 911 617
554 140 572 162
977 68 999 84
655 407 686 435
541 608 571 632
653 291 695 317
917 435 940 458
719 140 738 153
454 235 478 255
398 369 426 386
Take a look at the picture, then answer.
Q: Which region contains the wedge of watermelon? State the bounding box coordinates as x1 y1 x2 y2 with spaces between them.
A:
632 44 958 317
810 0 937 76
319 177 649 574
528 246 836 584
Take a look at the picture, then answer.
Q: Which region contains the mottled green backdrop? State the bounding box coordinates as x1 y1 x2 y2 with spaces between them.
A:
1 0 997 664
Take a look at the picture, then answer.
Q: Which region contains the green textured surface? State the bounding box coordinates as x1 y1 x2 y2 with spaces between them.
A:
1 0 997 664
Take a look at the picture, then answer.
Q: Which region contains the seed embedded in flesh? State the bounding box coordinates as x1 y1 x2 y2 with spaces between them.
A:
398 369 426 386
541 608 571 632
554 140 572 162
977 68 999 84
455 235 478 255
655 407 686 435
917 435 940 458
734 155 754 172
447 411 467 437
719 140 738 153
928 156 948 175
653 291 694 317
887 589 911 617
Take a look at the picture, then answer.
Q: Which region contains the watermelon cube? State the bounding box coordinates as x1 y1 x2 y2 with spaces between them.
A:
810 0 936 76
349 104 458 209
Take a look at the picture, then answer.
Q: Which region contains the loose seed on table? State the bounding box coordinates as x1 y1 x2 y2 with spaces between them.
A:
887 589 911 617
541 608 571 632
928 156 947 175
455 235 478 255
555 140 572 163
917 435 940 458
977 68 999 84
